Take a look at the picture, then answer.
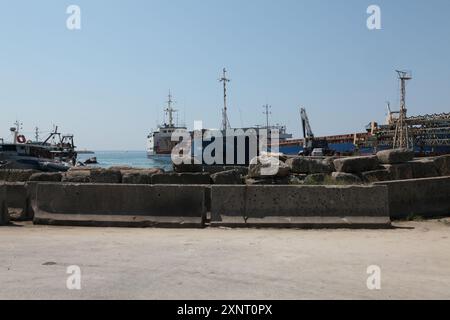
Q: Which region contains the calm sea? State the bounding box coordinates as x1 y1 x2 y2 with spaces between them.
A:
77 151 173 171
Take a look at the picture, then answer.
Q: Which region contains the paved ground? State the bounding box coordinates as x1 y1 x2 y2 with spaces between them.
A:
1 220 450 300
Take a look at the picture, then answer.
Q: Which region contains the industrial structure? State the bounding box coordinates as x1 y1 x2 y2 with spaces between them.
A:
219 68 231 131
393 70 412 149
278 70 450 156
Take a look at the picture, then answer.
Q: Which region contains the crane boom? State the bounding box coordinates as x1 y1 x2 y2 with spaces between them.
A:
299 107 333 156
300 108 314 139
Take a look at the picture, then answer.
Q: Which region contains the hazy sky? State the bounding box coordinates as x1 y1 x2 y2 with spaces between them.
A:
1 0 449 150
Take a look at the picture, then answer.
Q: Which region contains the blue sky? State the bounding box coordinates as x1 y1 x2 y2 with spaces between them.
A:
1 0 449 150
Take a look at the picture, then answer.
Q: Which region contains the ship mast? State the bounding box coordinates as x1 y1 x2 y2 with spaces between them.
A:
164 90 177 127
35 127 40 142
263 104 272 129
219 68 231 131
393 70 412 149
10 120 22 143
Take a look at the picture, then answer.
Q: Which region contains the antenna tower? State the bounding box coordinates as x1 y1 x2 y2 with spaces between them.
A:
393 70 412 149
263 104 272 129
219 68 231 131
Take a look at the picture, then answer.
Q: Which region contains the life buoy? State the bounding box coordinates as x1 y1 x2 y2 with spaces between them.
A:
17 135 26 144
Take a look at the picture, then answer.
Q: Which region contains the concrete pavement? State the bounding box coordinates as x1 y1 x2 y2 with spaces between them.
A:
1 220 450 300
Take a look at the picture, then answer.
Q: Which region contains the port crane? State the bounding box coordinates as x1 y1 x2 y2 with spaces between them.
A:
300 108 332 156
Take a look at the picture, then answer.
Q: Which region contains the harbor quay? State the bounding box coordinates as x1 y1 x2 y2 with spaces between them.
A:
1 149 450 300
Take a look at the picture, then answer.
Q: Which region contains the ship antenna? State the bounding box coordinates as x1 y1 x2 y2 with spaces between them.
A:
165 90 177 127
263 104 272 129
219 68 231 130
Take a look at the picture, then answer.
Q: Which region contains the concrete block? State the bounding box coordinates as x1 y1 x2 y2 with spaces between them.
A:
245 177 291 185
0 169 39 182
0 184 9 225
211 170 243 185
362 170 392 183
304 173 329 185
173 157 203 173
332 172 363 184
29 172 63 182
89 168 122 183
152 173 211 185
5 182 30 221
33 183 207 228
377 148 414 164
211 185 390 228
381 164 413 180
433 155 450 176
286 157 334 174
248 156 290 178
375 176 450 219
63 168 123 184
120 168 162 184
62 170 91 183
409 159 439 179
202 166 249 175
333 156 379 174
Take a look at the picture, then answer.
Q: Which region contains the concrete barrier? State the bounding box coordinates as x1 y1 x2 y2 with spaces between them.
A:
374 176 450 219
32 183 207 228
211 185 391 228
0 184 9 225
5 182 30 221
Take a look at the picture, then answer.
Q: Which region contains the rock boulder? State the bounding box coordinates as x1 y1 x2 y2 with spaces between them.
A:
285 157 334 174
0 169 39 182
248 156 290 178
376 148 414 164
211 170 243 185
333 156 379 174
304 173 329 185
381 164 413 180
433 155 450 176
331 172 362 184
362 170 392 183
29 172 63 182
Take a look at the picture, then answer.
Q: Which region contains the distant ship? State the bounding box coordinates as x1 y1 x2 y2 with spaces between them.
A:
147 92 189 157
192 69 295 165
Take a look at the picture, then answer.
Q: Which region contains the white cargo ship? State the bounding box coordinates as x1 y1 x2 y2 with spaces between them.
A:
146 92 188 157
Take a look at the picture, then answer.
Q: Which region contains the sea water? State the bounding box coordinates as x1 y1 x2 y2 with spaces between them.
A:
77 151 173 171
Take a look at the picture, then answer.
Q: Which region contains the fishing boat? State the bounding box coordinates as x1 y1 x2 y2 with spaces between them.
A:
0 122 77 172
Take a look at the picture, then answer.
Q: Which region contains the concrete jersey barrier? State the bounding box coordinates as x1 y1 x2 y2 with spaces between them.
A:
374 176 450 219
32 183 207 228
0 184 9 225
5 183 29 221
211 185 391 228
